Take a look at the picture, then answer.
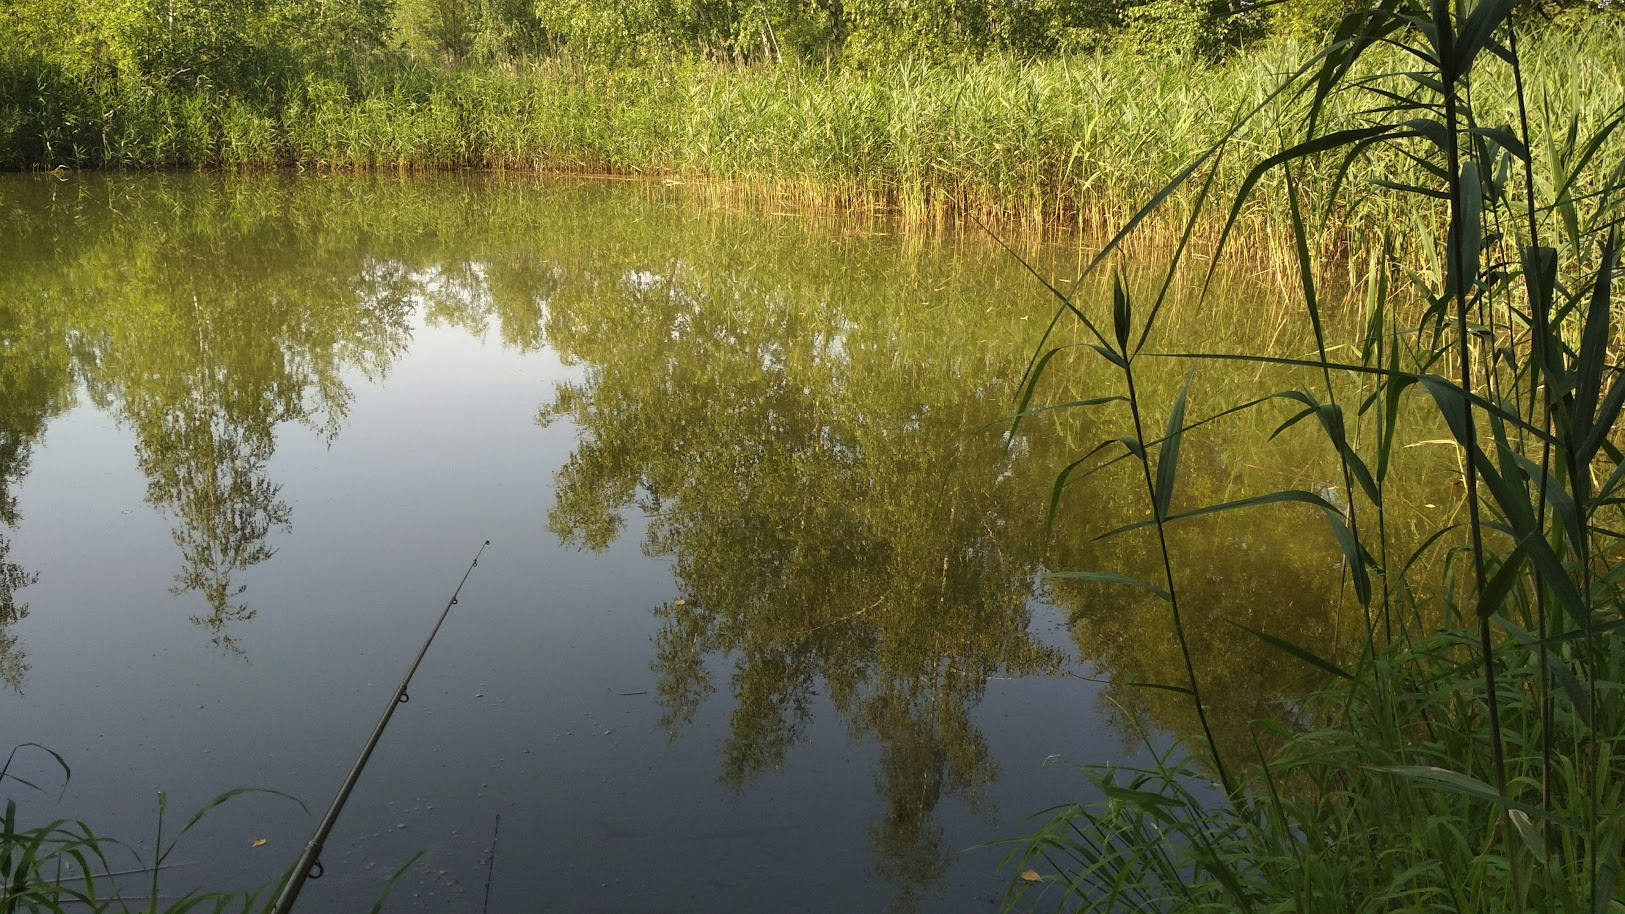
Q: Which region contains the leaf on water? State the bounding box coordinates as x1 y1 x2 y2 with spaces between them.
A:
1020 869 1043 883
251 838 267 847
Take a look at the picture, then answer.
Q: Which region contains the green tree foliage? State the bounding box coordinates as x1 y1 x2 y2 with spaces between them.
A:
532 0 843 63
839 0 1122 61
1265 0 1369 39
3 0 1615 175
523 0 1246 62
0 0 1280 103
1119 0 1263 60
1 0 388 91
0 0 394 164
393 0 548 64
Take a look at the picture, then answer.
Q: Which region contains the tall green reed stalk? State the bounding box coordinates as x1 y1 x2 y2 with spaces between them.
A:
1001 0 1625 910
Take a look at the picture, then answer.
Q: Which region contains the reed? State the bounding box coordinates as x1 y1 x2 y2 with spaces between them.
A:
998 0 1625 911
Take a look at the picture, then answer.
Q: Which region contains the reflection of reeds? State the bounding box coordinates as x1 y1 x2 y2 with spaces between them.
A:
1001 2 1625 911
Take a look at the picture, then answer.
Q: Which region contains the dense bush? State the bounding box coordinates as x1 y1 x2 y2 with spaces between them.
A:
0 0 1297 83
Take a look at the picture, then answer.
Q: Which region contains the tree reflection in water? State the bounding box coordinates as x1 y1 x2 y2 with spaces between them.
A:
0 254 74 692
1 176 421 652
0 174 1407 908
540 254 1080 910
528 212 1399 908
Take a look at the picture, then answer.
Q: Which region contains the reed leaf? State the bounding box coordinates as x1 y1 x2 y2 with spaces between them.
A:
1226 619 1355 679
1154 369 1196 522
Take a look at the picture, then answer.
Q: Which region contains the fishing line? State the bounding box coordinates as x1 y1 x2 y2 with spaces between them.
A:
482 813 501 914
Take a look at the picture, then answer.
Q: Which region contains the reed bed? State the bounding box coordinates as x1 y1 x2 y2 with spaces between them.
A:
3 22 1620 257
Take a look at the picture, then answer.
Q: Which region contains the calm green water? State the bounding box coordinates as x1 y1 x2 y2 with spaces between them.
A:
0 173 1385 911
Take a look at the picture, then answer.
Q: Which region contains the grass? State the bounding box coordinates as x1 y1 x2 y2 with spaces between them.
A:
996 0 1625 911
1 742 426 914
2 744 282 914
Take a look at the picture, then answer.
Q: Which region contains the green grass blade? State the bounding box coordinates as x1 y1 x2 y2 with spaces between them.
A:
1493 616 1592 726
1010 346 1069 443
1571 231 1616 453
1375 766 1576 827
1476 534 1530 619
366 849 426 914
1575 231 1619 466
1047 439 1123 531
1446 160 1482 301
1452 0 1518 82
1100 488 1345 537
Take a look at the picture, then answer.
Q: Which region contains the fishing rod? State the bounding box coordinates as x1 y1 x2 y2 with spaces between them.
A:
269 539 491 914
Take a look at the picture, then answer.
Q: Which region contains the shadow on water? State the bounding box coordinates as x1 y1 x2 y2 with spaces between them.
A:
0 172 1453 909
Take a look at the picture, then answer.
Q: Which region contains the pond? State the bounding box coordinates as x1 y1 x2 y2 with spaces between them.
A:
0 173 1396 912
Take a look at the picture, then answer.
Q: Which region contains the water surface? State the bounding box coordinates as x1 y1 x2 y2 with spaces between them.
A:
0 173 1386 912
